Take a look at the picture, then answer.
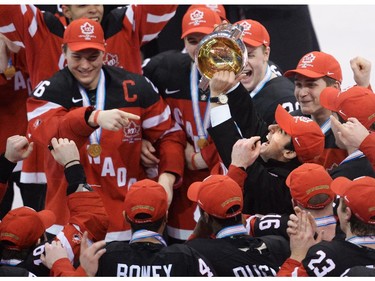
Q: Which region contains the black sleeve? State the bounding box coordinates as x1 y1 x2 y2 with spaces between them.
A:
0 153 17 183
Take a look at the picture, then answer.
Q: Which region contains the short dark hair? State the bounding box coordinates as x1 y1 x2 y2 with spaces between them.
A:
340 198 375 235
128 216 166 233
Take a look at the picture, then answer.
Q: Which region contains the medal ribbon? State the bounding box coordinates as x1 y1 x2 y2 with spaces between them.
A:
315 215 337 227
216 224 248 239
249 65 272 98
346 236 375 246
191 62 210 149
130 229 167 247
79 69 106 149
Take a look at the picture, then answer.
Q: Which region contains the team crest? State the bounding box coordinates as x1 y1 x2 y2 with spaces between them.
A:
123 121 141 143
299 53 316 69
71 233 82 244
79 22 97 41
189 10 206 26
239 21 252 35
104 53 120 67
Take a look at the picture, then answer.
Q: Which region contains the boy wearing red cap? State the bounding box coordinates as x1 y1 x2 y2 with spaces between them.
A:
278 176 375 276
26 18 185 242
63 179 216 277
185 174 290 276
320 86 375 177
207 70 324 215
234 19 297 126
142 6 224 242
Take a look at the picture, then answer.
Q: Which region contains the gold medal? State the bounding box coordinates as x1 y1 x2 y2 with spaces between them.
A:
197 138 209 149
87 143 102 158
3 65 15 80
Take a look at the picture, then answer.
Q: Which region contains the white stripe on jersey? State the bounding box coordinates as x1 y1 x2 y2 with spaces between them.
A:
27 101 61 121
147 11 176 23
125 5 135 31
0 23 16 33
20 171 47 184
142 105 171 129
160 121 182 138
142 32 159 43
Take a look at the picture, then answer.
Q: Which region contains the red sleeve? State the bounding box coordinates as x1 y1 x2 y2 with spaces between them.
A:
27 98 95 148
143 98 186 181
200 140 220 170
359 132 375 170
50 258 87 277
67 191 109 242
227 164 247 191
130 5 178 46
277 258 309 277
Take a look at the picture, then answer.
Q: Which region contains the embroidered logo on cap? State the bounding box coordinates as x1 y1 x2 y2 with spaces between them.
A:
80 22 97 41
189 10 206 26
239 21 252 35
299 53 316 69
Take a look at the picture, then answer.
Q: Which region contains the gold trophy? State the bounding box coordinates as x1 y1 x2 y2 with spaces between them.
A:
195 23 248 90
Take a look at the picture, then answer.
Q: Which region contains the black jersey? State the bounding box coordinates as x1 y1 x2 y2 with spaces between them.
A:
252 76 297 126
302 240 375 276
0 265 36 276
249 213 289 240
343 265 375 276
96 241 216 276
186 235 290 276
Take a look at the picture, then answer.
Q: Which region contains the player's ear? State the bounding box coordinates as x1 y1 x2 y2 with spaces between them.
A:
283 149 296 160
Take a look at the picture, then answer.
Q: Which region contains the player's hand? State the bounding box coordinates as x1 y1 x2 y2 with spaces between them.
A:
231 136 261 169
4 135 34 163
350 56 372 88
40 240 68 269
141 139 160 167
49 137 80 167
89 109 140 131
79 231 106 277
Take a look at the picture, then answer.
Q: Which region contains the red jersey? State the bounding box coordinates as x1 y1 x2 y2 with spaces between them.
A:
27 66 185 240
0 5 177 184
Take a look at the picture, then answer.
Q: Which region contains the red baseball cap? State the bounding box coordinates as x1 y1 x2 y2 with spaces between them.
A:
330 176 375 224
235 19 270 47
275 105 325 163
189 5 227 20
320 86 375 129
0 207 56 250
286 163 334 209
181 7 222 39
63 18 105 52
124 179 168 224
188 175 243 219
284 51 342 83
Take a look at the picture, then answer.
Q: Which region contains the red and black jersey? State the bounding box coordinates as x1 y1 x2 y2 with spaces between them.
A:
143 50 221 240
246 213 290 240
186 235 290 276
26 65 185 239
95 241 217 276
279 240 375 276
252 76 298 126
0 5 177 88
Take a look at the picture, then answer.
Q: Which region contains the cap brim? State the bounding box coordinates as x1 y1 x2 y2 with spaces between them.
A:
187 181 203 202
319 87 340 111
330 176 351 196
275 104 293 135
67 42 105 52
37 210 56 229
181 27 215 39
284 69 325 79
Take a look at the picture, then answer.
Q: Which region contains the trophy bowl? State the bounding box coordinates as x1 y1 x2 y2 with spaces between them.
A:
195 23 248 89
